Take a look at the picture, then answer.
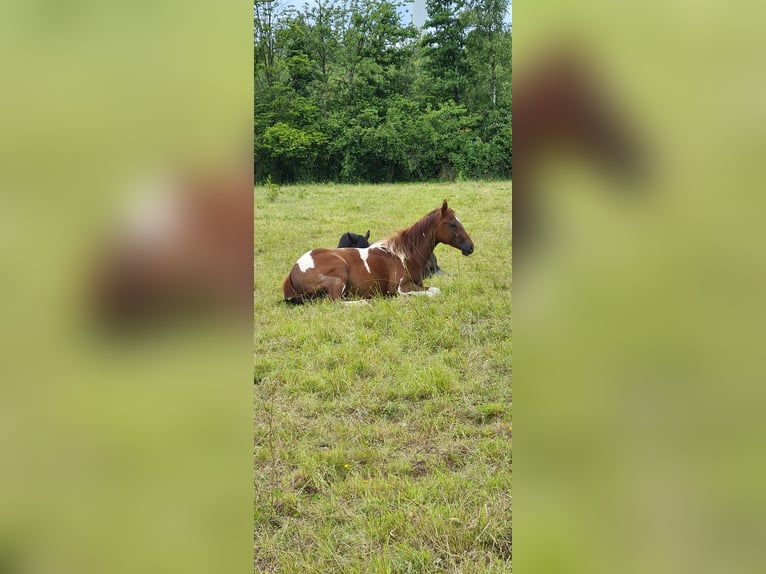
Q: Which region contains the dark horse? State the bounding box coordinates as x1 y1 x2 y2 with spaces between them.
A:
337 230 370 249
338 230 444 278
513 46 648 249
284 200 473 303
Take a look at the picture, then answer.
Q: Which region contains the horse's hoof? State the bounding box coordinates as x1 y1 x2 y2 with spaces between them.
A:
427 286 441 295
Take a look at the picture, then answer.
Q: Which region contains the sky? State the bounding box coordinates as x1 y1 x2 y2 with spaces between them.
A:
282 1 512 30
409 1 512 28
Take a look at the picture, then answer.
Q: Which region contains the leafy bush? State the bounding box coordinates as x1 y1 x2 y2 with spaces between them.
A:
264 175 281 202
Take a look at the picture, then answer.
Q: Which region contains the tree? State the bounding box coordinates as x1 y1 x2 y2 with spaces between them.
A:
465 0 511 109
253 1 283 88
420 0 471 105
252 0 511 183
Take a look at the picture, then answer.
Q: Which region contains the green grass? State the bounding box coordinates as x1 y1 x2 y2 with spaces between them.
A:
254 181 512 572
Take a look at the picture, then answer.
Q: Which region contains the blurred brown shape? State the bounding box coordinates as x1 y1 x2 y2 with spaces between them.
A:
513 43 648 249
90 166 253 330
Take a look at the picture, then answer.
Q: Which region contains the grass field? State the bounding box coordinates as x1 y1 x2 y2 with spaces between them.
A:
254 181 512 572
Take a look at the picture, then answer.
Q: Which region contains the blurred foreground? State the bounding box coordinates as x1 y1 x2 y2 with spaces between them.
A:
516 2 766 573
0 2 252 573
88 165 252 331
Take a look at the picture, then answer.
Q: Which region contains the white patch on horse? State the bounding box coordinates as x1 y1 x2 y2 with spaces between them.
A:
297 251 315 272
356 248 371 273
370 240 405 265
455 216 462 223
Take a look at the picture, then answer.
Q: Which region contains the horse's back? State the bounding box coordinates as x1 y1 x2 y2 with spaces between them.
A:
283 245 408 301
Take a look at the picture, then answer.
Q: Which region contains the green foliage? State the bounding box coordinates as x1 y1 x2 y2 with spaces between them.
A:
253 0 511 184
264 174 281 202
420 0 471 104
263 122 326 157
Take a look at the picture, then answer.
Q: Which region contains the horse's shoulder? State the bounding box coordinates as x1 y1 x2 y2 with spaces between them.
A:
367 245 389 256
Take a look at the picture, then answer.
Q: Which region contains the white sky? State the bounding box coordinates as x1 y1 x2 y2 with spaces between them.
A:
280 1 512 30
410 1 512 28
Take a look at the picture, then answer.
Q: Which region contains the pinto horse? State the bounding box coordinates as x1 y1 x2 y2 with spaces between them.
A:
338 230 444 278
284 200 473 303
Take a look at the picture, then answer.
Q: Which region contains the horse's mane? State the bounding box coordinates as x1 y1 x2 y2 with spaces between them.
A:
373 208 439 262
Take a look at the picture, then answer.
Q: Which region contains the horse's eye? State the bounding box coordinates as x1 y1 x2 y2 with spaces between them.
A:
449 222 457 230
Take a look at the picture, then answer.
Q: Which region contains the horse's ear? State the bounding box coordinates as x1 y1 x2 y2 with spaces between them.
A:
441 200 448 215
365 230 370 239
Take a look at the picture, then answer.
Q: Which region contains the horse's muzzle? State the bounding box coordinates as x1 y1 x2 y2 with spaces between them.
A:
461 243 474 256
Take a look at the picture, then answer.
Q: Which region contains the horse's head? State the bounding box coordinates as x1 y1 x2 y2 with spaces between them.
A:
516 48 647 185
434 200 474 256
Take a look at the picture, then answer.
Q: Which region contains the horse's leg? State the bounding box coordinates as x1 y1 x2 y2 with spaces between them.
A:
400 288 439 297
320 275 347 300
397 279 440 298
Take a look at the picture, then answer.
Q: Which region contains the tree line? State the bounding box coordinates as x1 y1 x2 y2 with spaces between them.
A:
254 0 511 184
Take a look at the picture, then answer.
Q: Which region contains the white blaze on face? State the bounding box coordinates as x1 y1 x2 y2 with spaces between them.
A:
356 248 371 273
297 250 315 272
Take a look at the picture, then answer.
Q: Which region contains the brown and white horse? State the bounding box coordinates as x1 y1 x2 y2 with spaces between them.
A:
337 229 444 278
282 200 474 303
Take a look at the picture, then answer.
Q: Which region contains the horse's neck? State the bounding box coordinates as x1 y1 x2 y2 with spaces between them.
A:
402 227 436 280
